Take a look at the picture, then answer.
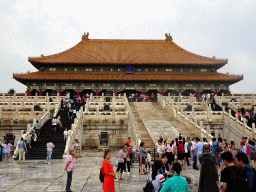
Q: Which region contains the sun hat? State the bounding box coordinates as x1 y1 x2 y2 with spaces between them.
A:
167 139 171 144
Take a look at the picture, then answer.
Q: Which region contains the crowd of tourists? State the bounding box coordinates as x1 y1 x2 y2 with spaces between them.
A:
97 135 256 192
128 93 156 102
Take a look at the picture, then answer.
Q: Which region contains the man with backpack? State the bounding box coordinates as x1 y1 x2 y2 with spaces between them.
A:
236 153 256 191
177 136 185 170
220 152 249 192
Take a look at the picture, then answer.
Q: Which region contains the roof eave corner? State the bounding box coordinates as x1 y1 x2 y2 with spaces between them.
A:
81 32 89 41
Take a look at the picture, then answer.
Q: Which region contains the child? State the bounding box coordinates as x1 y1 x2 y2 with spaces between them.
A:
145 150 151 173
63 128 68 141
115 145 126 180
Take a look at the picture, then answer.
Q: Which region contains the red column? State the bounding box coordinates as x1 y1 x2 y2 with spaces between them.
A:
26 89 30 96
39 89 42 96
96 89 99 96
161 90 164 96
58 89 62 96
77 89 80 97
197 90 200 101
143 90 145 95
227 89 231 96
115 89 117 96
215 90 218 96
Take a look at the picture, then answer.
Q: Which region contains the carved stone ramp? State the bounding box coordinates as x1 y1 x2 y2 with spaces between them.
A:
134 102 179 146
152 102 194 138
129 102 155 152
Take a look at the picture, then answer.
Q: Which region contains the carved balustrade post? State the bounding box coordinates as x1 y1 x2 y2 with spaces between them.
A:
252 123 255 139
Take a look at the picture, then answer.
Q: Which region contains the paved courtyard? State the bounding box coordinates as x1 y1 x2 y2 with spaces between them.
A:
0 150 199 192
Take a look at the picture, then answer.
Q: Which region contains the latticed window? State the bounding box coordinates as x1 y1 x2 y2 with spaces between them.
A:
201 69 207 72
86 68 92 72
166 69 172 72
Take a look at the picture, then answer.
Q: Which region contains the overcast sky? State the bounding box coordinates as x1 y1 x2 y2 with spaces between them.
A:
0 0 255 93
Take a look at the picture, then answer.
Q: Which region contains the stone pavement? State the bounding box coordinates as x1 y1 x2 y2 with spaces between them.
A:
0 150 199 192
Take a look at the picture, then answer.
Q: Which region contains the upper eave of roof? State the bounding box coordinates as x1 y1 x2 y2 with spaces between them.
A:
28 33 228 69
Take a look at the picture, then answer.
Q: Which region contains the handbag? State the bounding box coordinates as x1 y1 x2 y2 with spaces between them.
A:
126 158 130 161
99 168 105 182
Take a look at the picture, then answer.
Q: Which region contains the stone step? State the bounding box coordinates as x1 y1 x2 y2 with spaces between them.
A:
151 102 194 138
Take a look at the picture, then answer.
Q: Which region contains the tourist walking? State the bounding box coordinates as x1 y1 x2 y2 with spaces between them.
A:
230 144 238 165
46 140 55 164
34 120 40 135
125 137 133 165
73 139 81 162
115 145 126 180
57 115 62 128
123 143 130 174
156 139 165 160
64 149 75 192
220 152 248 191
101 150 115 192
194 137 204 170
248 139 256 168
198 144 219 192
147 160 166 192
63 128 68 141
68 108 73 119
31 131 37 149
3 140 12 165
166 139 175 166
161 162 189 192
61 98 64 110
52 117 57 133
18 138 27 165
184 137 191 166
139 142 148 175
236 152 256 191
145 149 151 173
72 108 76 119
177 136 185 170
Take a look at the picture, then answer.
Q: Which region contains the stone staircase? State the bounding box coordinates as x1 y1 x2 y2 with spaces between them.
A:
152 102 193 138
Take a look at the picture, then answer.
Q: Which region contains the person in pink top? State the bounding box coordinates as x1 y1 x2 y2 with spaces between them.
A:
246 143 251 162
46 140 55 164
191 138 196 161
64 149 75 192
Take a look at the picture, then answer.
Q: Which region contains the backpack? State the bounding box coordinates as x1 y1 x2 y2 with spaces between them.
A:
99 168 105 182
143 180 154 192
244 167 256 191
177 141 185 153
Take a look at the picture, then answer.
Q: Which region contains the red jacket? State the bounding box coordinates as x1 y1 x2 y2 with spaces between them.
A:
102 160 115 192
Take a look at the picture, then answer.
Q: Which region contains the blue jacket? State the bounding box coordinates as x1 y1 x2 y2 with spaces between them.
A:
243 164 256 190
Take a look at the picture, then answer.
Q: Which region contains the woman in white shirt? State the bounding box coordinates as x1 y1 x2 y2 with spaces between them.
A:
148 160 166 192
